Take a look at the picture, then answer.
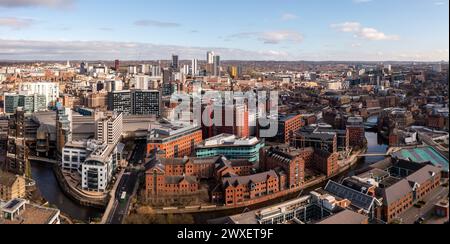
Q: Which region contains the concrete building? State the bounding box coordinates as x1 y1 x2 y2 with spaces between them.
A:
4 93 47 114
6 108 29 176
18 82 59 107
108 90 161 117
0 198 60 224
96 112 123 145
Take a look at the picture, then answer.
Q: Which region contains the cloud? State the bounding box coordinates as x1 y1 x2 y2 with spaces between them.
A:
0 0 74 8
0 17 35 29
0 39 292 60
98 27 113 31
0 39 446 62
230 31 304 44
134 20 181 28
281 13 298 21
331 22 399 41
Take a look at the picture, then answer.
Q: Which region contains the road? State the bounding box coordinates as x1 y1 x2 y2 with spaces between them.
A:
108 171 139 224
106 141 146 224
399 184 449 224
130 140 147 165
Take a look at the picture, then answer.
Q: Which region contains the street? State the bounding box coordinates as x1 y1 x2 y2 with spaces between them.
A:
399 184 449 224
106 141 146 224
108 171 139 224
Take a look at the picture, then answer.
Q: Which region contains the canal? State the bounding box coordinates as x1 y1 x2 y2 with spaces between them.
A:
360 131 389 167
31 161 103 222
29 132 389 224
192 131 390 223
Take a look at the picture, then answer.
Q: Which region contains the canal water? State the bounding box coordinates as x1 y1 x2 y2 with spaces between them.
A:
31 161 103 222
360 131 389 167
192 131 390 223
30 132 389 223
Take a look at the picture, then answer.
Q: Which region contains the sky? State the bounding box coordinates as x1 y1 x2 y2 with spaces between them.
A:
0 0 448 61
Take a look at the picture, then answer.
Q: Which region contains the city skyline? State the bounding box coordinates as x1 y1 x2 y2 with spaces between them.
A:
0 0 449 61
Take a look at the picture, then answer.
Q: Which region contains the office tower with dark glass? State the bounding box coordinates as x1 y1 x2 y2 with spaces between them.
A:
108 90 161 117
132 90 161 117
172 55 179 70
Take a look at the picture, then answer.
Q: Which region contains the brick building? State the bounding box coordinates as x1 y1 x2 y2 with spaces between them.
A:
313 149 339 177
378 163 442 223
260 146 305 189
0 171 26 201
278 114 304 144
147 124 203 159
346 117 366 149
219 170 280 206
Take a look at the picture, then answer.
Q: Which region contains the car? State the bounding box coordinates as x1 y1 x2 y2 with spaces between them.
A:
414 217 425 225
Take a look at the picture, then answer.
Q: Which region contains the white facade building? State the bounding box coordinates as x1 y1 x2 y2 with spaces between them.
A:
62 141 88 172
18 82 59 106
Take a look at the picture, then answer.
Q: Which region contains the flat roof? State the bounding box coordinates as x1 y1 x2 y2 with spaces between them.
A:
392 146 449 171
1 203 59 224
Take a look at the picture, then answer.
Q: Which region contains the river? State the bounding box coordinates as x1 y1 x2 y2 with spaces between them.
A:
30 132 388 223
30 161 103 222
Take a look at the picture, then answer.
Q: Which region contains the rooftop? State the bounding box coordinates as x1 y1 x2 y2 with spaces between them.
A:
0 199 60 225
316 209 368 225
392 146 448 171
199 134 261 148
148 120 201 141
0 171 22 187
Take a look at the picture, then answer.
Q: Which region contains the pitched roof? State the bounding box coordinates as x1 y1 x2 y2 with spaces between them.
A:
0 171 20 187
381 179 412 206
325 181 378 213
164 176 197 185
317 209 368 225
406 164 442 185
222 170 278 188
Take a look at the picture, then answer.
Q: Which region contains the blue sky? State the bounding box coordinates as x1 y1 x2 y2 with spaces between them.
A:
0 0 448 61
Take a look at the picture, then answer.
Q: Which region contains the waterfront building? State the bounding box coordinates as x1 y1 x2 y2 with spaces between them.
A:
81 140 119 192
62 140 88 172
0 171 26 201
292 125 338 153
346 117 366 148
195 134 264 163
217 170 280 206
6 108 29 176
56 106 72 155
0 199 60 224
62 112 124 192
260 146 306 189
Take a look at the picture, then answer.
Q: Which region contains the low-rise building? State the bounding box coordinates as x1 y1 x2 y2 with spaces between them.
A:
0 171 26 201
0 199 60 224
220 170 280 206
